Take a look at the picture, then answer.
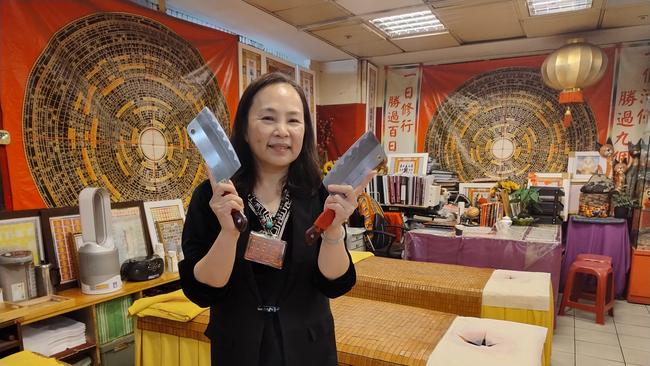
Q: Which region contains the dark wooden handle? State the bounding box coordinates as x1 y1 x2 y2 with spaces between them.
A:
304 209 336 245
231 210 248 232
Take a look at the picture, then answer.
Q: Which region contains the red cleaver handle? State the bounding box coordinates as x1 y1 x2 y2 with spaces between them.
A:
305 209 336 245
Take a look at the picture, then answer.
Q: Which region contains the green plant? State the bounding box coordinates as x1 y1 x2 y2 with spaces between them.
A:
510 187 541 217
612 191 637 208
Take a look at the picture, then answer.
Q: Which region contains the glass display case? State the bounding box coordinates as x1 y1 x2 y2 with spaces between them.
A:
628 136 650 304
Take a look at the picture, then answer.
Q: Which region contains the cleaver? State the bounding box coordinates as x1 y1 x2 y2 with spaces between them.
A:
305 132 386 244
187 107 248 232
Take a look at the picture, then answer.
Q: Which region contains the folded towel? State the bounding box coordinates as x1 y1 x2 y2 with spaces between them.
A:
0 350 66 366
350 251 374 264
128 290 205 322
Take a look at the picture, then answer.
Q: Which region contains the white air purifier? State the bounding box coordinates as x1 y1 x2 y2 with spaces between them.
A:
78 187 122 295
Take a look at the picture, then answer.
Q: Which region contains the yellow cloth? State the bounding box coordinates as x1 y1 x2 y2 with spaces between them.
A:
350 250 374 264
128 290 205 322
135 328 210 366
0 350 67 366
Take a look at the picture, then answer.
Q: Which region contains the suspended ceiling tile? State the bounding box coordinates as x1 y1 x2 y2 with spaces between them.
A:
429 0 504 9
274 2 351 27
310 23 385 46
521 11 600 37
243 0 324 13
602 4 650 28
435 1 525 43
335 0 424 16
340 40 402 57
391 32 460 52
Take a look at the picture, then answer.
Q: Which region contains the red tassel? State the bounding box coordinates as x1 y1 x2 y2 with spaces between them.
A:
563 107 572 128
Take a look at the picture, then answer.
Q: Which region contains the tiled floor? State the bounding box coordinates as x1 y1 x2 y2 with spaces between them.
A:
552 300 650 366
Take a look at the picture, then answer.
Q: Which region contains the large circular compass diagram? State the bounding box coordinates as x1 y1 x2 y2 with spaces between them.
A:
23 12 230 207
424 67 598 183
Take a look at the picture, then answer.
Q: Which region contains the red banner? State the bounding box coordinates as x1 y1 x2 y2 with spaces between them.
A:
0 0 239 209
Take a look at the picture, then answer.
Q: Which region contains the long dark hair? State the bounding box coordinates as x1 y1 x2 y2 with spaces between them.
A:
230 72 321 198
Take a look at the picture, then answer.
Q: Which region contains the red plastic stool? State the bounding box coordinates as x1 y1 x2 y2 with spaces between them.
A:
559 259 615 324
576 253 612 265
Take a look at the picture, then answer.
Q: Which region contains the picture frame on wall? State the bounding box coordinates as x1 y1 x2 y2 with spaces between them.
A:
40 206 81 290
266 55 297 81
299 68 316 120
387 153 428 175
458 183 494 206
365 62 378 133
567 151 606 176
0 210 45 264
238 43 263 96
111 201 152 265
143 199 186 246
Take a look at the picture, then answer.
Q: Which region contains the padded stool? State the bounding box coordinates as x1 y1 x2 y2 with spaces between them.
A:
559 259 615 324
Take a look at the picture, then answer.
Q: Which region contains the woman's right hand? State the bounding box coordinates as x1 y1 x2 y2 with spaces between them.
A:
206 165 244 233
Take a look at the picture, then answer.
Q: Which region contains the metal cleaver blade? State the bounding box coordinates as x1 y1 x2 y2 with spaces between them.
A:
187 107 241 183
323 131 386 189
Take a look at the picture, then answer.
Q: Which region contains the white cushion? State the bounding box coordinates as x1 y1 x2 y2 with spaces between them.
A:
428 317 547 366
482 269 551 311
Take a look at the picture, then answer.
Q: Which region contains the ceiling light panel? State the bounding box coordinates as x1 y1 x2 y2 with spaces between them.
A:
527 0 593 16
370 10 446 38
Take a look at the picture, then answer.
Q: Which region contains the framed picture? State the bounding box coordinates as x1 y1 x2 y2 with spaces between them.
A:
527 172 571 220
40 206 81 290
238 44 263 96
143 199 185 246
299 68 316 121
266 56 297 81
0 210 45 264
387 153 428 175
458 183 494 206
155 219 184 253
567 151 606 176
365 61 378 133
111 201 152 265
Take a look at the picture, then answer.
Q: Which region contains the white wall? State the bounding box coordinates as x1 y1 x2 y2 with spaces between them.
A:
317 59 361 105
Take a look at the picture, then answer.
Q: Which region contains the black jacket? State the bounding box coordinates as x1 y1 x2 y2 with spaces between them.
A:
179 180 356 366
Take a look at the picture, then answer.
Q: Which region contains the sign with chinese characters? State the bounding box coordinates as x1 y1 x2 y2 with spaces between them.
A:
383 65 421 153
609 43 650 160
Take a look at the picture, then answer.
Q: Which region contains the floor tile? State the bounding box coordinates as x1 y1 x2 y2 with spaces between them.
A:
575 341 623 362
555 324 575 337
553 334 575 354
614 323 650 339
612 301 650 316
557 314 574 327
621 347 650 366
575 354 624 366
551 350 575 366
574 308 615 322
618 334 650 351
613 312 650 327
574 328 619 345
575 317 617 333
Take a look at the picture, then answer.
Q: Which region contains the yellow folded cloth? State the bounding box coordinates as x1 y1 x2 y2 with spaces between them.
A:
350 251 374 264
0 350 67 366
128 289 205 322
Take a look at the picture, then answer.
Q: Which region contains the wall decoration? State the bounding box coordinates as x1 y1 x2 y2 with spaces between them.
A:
266 56 296 80
387 153 428 175
299 68 316 120
567 152 606 178
0 1 239 210
0 210 44 263
365 62 378 133
111 201 152 264
144 199 185 245
155 219 184 253
239 44 263 94
40 207 81 289
458 183 494 207
383 65 421 153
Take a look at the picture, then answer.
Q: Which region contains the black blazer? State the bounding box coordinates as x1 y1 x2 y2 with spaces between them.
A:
179 180 356 366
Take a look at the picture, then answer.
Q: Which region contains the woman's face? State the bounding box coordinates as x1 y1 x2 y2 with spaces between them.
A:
246 83 305 171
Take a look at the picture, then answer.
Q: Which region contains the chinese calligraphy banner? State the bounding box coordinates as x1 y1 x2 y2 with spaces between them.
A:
609 42 650 159
383 65 421 153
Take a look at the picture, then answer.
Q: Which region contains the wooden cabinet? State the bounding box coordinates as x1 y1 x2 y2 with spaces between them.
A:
627 248 650 304
0 320 22 359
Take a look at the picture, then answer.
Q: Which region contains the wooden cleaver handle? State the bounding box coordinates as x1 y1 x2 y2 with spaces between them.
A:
305 209 336 245
231 210 248 232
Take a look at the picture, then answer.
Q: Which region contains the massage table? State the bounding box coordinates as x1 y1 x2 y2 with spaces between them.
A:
135 296 547 366
349 252 554 366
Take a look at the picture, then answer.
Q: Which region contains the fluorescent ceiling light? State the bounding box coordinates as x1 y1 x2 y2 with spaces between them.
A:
527 0 593 16
370 10 446 39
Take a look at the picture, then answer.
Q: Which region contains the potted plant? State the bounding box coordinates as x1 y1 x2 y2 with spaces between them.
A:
509 187 541 225
612 191 636 218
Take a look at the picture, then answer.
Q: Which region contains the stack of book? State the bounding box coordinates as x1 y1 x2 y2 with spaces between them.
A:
428 170 459 192
22 317 86 356
366 175 439 207
96 295 133 344
479 202 503 227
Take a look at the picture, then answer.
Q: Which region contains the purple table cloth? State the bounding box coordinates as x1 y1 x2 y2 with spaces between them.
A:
404 226 563 305
561 217 631 298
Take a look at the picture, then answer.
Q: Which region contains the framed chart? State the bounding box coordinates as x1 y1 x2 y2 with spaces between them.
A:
111 201 152 264
266 56 297 81
299 68 316 120
387 153 428 175
0 210 44 264
144 199 185 246
40 206 81 290
239 43 263 95
155 218 184 253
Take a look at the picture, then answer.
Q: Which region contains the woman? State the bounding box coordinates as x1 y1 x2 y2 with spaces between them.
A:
180 72 373 366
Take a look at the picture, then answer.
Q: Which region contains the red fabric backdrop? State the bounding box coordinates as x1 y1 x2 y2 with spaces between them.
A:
416 50 615 152
0 0 239 210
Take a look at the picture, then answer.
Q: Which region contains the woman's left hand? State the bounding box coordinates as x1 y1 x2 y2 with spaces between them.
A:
325 170 377 228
